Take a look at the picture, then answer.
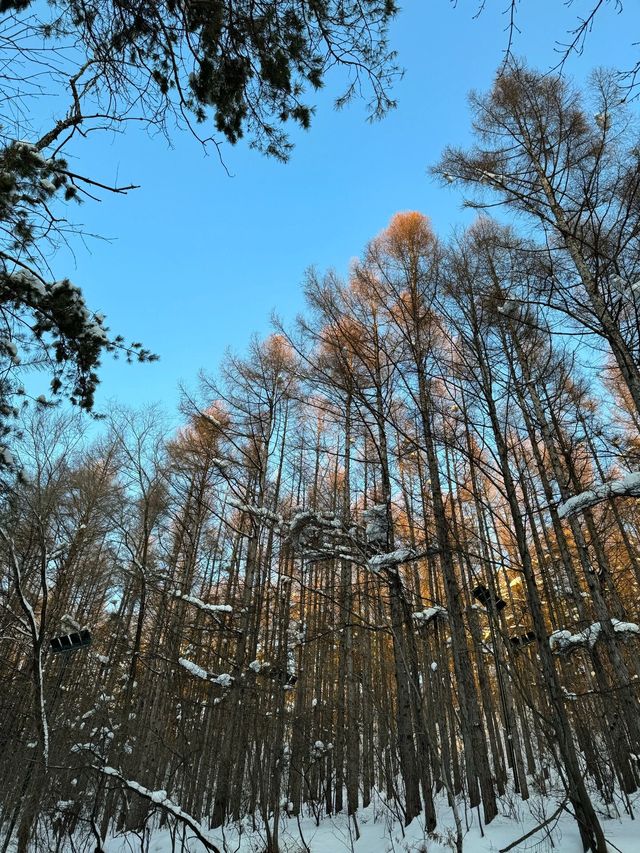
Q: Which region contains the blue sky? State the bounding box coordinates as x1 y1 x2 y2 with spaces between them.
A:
48 0 638 418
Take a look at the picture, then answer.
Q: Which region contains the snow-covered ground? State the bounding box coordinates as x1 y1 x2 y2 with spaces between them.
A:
97 789 639 853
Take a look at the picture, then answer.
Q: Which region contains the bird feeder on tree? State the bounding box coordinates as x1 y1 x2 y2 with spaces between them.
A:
472 584 507 611
50 629 92 654
509 630 536 649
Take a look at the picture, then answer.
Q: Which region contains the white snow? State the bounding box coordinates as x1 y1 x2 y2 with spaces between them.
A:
413 606 448 624
367 548 413 572
173 592 232 614
612 619 640 636
95 786 640 853
549 619 640 653
497 298 518 316
178 658 209 680
98 768 217 850
62 614 81 631
228 498 281 523
558 471 640 517
0 446 14 467
179 658 234 689
0 338 17 358
479 170 504 184
363 504 388 544
610 273 640 297
288 509 319 540
595 111 611 130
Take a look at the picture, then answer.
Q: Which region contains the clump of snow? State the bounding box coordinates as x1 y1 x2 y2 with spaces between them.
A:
550 625 600 652
61 614 81 631
310 740 333 760
0 338 17 358
179 658 233 689
287 509 319 548
228 497 281 524
0 446 14 467
363 504 388 544
595 111 611 131
479 170 505 184
550 619 640 653
558 472 640 518
611 273 640 298
368 548 413 573
497 298 522 319
210 456 229 472
549 630 573 652
56 780 640 853
150 790 168 804
173 592 232 614
99 767 217 850
178 658 209 680
413 606 448 625
613 619 640 636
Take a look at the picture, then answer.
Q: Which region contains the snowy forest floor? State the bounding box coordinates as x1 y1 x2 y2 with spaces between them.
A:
48 787 640 853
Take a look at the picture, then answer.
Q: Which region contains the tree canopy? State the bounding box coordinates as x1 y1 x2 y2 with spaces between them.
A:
0 0 400 467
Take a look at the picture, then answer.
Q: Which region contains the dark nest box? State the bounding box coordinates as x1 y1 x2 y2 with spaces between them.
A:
509 631 536 649
472 584 507 611
50 629 92 654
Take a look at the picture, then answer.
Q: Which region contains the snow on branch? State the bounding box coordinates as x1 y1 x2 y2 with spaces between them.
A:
367 548 413 573
610 273 640 298
363 504 388 544
227 497 282 524
412 605 448 625
549 619 640 654
367 547 441 575
557 472 640 518
178 658 233 688
98 767 220 852
0 527 49 766
172 592 232 615
232 500 438 571
284 507 365 563
287 509 326 547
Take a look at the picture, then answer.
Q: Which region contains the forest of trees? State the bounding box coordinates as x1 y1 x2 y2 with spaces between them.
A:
2 62 640 852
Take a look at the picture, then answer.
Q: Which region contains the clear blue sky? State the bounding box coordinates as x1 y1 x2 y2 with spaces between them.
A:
49 0 638 417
